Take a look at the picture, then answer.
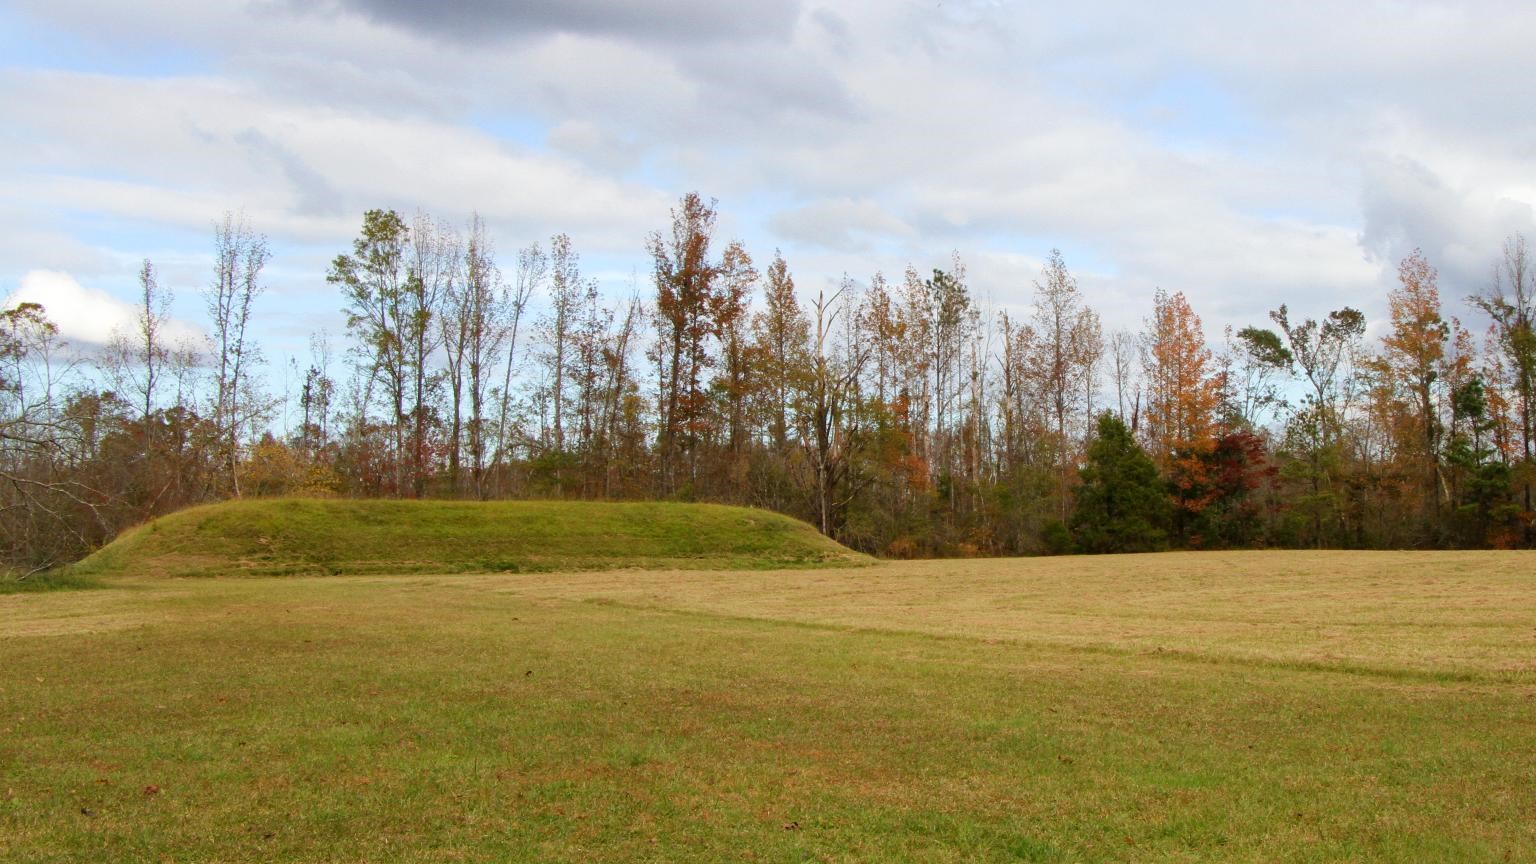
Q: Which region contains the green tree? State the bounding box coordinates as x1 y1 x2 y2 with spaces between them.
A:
1470 234 1536 539
329 209 411 495
1264 304 1366 546
1071 413 1170 553
1445 377 1519 545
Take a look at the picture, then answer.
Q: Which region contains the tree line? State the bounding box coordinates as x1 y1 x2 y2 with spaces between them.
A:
3 194 1534 570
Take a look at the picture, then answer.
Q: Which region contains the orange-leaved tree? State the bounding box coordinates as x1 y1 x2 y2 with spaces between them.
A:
1141 288 1222 537
1376 249 1450 519
648 192 723 494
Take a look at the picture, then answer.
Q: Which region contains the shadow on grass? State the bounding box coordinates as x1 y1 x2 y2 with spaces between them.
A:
0 570 107 594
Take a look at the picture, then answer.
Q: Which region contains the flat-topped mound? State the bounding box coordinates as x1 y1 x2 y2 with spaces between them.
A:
76 498 870 578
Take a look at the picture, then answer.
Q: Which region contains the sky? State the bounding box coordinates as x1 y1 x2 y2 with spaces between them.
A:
4 0 1536 372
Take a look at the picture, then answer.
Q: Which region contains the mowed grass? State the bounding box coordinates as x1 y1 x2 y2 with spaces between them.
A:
72 499 868 579
3 552 1535 862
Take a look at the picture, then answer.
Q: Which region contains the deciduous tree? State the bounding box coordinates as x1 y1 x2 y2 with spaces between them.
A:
649 192 723 494
1377 249 1450 521
203 212 268 497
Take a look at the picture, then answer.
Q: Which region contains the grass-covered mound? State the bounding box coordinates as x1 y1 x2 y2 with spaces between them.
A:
75 498 870 578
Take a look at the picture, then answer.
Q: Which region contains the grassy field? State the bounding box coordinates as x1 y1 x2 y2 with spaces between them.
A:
3 548 1535 861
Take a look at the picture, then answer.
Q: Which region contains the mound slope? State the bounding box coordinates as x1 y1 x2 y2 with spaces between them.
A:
77 499 869 578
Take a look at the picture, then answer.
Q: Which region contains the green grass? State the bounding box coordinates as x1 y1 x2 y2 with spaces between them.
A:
3 551 1534 861
73 498 869 578
0 571 104 595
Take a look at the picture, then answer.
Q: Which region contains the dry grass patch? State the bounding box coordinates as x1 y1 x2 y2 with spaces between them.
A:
492 550 1536 680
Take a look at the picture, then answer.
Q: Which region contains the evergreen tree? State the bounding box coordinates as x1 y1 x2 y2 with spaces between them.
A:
1071 413 1170 553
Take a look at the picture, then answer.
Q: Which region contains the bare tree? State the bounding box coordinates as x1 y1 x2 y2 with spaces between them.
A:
1024 250 1102 516
105 260 172 423
443 215 510 498
491 241 542 490
1108 329 1138 424
298 330 335 455
798 280 870 537
597 293 644 497
203 212 269 496
404 212 456 496
538 233 585 453
0 304 108 568
924 258 971 511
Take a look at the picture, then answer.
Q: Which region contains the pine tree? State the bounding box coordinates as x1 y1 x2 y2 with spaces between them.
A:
1071 413 1170 553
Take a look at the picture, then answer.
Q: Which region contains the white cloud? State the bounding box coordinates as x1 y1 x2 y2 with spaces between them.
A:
771 198 914 253
1360 155 1536 302
3 271 204 349
7 0 1536 350
3 69 675 255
